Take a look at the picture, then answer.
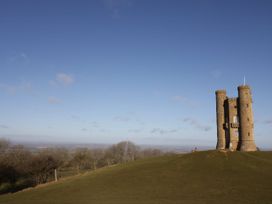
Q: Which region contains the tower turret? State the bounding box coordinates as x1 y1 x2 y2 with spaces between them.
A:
216 90 227 150
238 85 257 151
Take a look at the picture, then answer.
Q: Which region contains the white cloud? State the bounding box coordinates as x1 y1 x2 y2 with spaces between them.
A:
264 120 272 125
128 129 142 133
113 116 131 122
113 114 145 127
48 96 62 104
71 115 80 120
90 121 99 128
100 128 108 132
49 80 57 86
150 128 178 135
172 95 197 108
20 53 28 60
8 52 29 63
183 117 212 132
102 0 133 18
0 84 17 94
211 69 222 79
102 0 132 9
0 125 9 129
56 73 75 86
0 81 33 95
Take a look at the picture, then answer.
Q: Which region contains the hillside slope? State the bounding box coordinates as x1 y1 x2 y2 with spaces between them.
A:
1 151 272 204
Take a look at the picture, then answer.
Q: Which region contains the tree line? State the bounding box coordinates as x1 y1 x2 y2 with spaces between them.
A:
0 139 167 194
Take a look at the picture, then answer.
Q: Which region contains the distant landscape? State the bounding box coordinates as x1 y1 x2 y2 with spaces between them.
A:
12 140 215 152
0 138 174 194
1 150 272 204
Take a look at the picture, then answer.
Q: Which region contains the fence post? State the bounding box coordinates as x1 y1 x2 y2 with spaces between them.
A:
54 169 58 182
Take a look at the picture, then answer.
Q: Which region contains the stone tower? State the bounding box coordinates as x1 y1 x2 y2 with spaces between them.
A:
215 90 227 150
215 85 256 152
238 85 257 151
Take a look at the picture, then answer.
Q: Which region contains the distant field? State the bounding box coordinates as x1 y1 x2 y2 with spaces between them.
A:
0 151 272 204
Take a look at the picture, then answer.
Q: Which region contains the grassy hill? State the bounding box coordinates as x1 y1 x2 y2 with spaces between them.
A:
0 150 272 204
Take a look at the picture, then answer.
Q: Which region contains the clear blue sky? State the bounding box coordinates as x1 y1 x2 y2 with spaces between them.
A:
0 0 272 147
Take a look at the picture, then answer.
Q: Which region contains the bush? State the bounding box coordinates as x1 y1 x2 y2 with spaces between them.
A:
0 182 13 194
0 139 168 195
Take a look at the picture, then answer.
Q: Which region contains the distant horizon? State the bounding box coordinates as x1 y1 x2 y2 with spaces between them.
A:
1 134 215 147
0 137 220 152
2 135 272 151
3 137 272 153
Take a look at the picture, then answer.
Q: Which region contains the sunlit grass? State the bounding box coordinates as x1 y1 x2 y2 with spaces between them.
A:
0 151 272 204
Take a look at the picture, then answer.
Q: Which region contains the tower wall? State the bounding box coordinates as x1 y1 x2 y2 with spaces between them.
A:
238 85 257 151
227 98 239 151
216 90 227 150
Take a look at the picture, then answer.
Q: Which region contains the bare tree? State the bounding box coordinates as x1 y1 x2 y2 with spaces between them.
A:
105 141 139 164
0 138 10 154
90 149 105 170
71 148 93 173
0 145 32 183
29 152 59 184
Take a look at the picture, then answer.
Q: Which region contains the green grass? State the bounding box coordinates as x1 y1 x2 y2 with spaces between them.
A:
1 150 272 204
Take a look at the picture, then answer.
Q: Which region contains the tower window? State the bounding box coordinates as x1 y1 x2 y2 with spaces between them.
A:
247 104 249 108
233 116 238 123
248 132 250 136
247 118 250 121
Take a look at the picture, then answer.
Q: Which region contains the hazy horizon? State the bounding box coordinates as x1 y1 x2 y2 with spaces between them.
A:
1 0 272 148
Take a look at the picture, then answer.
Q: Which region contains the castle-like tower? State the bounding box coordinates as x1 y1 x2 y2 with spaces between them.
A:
215 85 257 151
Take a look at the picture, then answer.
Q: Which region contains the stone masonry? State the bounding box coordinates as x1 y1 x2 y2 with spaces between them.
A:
215 85 257 151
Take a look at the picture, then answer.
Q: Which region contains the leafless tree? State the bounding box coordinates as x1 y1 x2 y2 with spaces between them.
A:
29 151 59 184
71 148 93 172
0 138 10 154
105 141 139 164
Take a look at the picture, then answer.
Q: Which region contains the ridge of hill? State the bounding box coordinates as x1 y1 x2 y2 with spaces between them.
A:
1 150 272 204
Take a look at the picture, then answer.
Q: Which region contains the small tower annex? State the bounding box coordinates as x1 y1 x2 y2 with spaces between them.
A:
215 85 257 151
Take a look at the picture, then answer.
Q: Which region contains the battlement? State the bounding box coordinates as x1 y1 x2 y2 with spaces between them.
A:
228 97 237 102
215 90 226 95
238 85 251 90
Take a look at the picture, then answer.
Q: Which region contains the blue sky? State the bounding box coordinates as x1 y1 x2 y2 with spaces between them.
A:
0 0 272 147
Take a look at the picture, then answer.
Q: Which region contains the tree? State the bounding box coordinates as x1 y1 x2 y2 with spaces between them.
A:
0 145 32 183
0 138 10 154
71 148 93 172
29 152 59 184
105 141 139 164
90 149 105 170
39 148 70 168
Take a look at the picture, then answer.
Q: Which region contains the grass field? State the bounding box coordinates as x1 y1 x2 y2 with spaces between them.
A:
0 150 272 204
